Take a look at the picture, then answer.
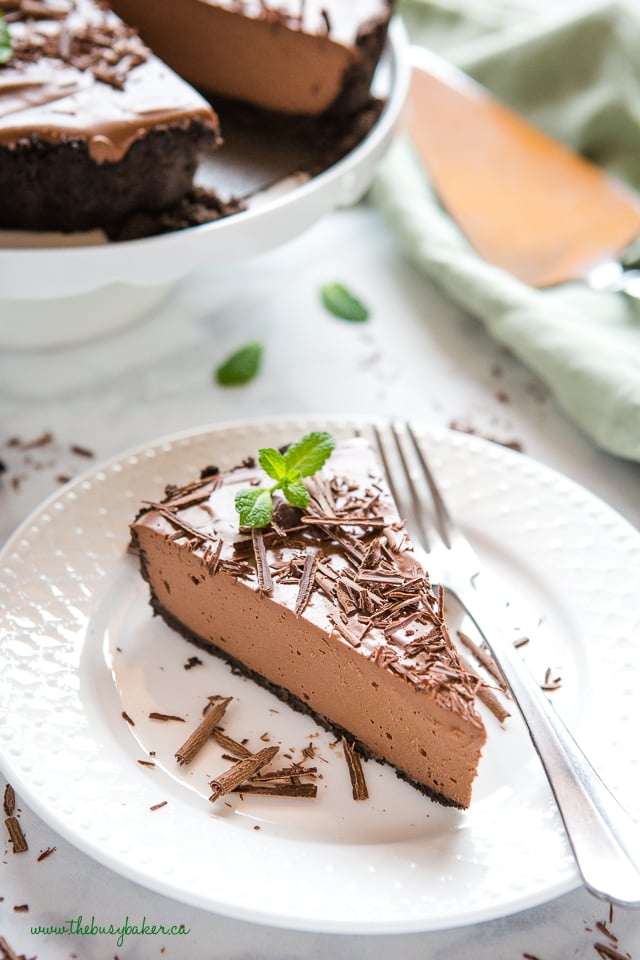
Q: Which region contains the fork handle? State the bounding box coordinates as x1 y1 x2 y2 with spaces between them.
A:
455 583 640 907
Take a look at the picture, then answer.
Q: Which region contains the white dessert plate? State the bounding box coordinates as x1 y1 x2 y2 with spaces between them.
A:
0 20 408 310
1 416 639 934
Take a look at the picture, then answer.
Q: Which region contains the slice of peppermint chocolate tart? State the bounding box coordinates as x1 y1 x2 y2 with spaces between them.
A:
130 435 486 808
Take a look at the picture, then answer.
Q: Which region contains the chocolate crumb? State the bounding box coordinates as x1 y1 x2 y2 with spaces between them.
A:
19 431 53 450
136 760 156 768
149 801 168 811
184 656 203 670
70 444 94 458
121 711 135 726
12 904 28 912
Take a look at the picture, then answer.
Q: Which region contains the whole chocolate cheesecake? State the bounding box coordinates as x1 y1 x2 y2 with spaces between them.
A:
0 0 394 234
130 437 486 809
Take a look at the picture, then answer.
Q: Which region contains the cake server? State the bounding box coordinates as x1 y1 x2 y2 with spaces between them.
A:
409 49 640 295
373 420 640 907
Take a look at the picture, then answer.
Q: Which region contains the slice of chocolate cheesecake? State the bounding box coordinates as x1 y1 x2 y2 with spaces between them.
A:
130 436 486 809
108 0 393 117
0 0 220 233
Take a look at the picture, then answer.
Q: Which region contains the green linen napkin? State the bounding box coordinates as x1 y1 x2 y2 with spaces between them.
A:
372 0 640 461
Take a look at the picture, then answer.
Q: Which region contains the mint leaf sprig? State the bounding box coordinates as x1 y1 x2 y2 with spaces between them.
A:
235 431 336 529
0 14 13 65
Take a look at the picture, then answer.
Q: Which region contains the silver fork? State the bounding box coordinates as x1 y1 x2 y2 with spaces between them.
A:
372 420 640 908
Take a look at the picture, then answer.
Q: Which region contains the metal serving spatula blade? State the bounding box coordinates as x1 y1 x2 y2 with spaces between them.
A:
408 48 640 293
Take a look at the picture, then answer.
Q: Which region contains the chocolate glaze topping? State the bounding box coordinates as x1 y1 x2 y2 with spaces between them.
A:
0 0 218 161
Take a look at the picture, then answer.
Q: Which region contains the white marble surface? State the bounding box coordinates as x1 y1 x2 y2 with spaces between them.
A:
1 205 639 959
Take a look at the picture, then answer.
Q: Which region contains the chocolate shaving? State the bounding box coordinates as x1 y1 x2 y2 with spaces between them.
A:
209 746 279 802
36 846 56 861
148 505 212 546
341 737 368 800
232 782 317 799
5 816 28 853
301 515 388 528
459 655 510 723
541 668 562 691
203 538 223 575
437 584 445 621
211 729 252 760
252 765 317 782
328 614 361 647
595 922 618 944
294 549 320 616
70 443 94 458
137 759 156 768
0 938 22 960
149 711 185 722
12 905 28 913
594 946 632 960
175 697 232 765
457 630 507 691
149 801 167 811
121 710 135 726
251 529 273 596
3 784 15 817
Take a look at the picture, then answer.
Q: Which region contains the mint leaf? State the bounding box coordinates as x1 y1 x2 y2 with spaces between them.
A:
320 283 369 322
235 430 336 528
0 15 12 64
215 341 263 387
281 479 310 509
258 447 287 481
283 431 336 478
235 487 273 528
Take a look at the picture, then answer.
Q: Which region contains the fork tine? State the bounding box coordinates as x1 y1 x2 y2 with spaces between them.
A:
372 422 437 551
405 422 454 549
